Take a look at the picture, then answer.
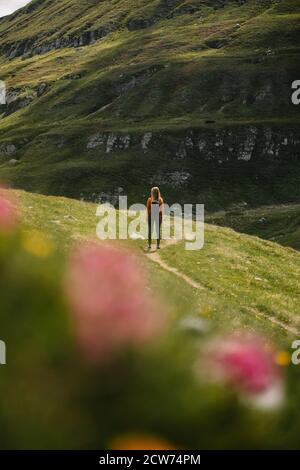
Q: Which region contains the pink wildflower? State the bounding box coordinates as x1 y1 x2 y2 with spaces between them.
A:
0 192 18 231
65 243 164 362
201 332 284 409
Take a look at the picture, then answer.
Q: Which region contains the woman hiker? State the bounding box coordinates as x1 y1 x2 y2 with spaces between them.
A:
146 187 164 250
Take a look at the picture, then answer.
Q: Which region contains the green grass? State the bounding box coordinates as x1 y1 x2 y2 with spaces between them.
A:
13 188 300 345
160 222 300 342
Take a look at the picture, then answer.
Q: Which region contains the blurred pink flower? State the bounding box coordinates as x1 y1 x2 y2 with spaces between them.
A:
65 243 165 362
201 332 284 409
0 192 18 231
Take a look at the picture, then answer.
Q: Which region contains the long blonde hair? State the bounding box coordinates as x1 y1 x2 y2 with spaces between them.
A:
151 186 161 202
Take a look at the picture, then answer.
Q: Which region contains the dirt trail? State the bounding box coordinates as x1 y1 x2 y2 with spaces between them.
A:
145 248 205 290
145 237 204 290
144 240 300 336
248 307 300 336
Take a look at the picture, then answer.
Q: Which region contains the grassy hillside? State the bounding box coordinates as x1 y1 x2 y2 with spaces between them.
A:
0 0 299 127
13 188 300 344
208 203 300 250
160 224 300 338
0 1 299 208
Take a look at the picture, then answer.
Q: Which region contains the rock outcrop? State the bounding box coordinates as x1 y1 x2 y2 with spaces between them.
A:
85 126 300 166
0 142 17 157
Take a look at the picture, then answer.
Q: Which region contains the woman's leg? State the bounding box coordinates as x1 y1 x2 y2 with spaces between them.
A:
148 218 152 248
157 219 162 249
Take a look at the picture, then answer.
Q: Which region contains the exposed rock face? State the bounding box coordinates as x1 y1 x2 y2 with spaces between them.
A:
81 187 125 205
238 127 258 161
141 132 153 152
0 23 118 59
151 171 191 188
82 124 300 195
87 132 132 153
0 143 17 157
106 133 118 153
4 83 49 114
87 133 106 150
85 126 300 165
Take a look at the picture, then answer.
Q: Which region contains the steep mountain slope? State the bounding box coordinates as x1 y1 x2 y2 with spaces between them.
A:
0 0 299 208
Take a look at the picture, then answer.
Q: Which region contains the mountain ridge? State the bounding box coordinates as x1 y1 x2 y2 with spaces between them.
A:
0 0 275 59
